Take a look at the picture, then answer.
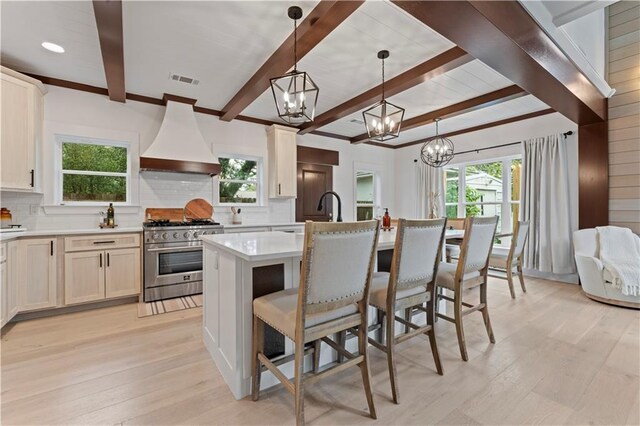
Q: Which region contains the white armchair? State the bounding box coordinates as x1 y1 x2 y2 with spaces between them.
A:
573 228 640 308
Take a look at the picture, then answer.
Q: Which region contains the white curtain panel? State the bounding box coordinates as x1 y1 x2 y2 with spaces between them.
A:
415 161 444 219
521 134 575 274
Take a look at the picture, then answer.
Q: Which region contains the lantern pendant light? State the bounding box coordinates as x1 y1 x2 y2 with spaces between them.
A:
362 50 405 142
420 118 455 168
269 6 319 124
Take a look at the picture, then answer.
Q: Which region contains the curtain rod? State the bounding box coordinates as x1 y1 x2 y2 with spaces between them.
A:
413 130 573 162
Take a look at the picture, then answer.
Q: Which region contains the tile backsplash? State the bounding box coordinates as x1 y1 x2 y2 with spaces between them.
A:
1 172 294 231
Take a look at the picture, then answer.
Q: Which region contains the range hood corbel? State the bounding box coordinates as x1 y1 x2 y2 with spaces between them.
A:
140 94 220 176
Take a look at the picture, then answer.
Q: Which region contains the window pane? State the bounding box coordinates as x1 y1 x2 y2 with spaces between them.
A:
467 203 503 243
357 206 374 221
445 168 459 204
63 174 126 202
219 158 257 181
356 172 374 204
219 182 257 204
511 158 522 201
445 204 458 219
465 162 503 203
62 142 127 173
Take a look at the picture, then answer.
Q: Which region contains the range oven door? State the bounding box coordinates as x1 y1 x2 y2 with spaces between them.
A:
144 243 203 288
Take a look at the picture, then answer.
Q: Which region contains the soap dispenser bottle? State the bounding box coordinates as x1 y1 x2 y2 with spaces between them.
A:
382 208 391 228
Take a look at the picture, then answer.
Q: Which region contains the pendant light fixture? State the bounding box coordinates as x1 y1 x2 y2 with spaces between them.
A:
420 118 455 168
362 50 405 142
269 6 319 124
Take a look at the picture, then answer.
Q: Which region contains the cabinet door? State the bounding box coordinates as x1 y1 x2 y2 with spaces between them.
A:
1 73 35 190
19 239 57 311
6 241 19 320
64 251 105 305
105 248 141 299
1 260 6 327
275 130 297 197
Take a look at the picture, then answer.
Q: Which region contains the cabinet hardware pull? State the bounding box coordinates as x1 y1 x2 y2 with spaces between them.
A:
107 253 110 267
50 241 53 256
99 253 103 268
30 169 35 187
93 240 116 244
278 183 281 195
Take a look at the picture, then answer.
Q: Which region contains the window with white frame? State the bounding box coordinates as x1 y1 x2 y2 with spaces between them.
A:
444 156 522 246
56 135 131 204
356 171 376 221
218 156 261 204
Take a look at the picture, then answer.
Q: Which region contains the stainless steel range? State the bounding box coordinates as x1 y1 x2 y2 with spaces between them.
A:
143 220 224 302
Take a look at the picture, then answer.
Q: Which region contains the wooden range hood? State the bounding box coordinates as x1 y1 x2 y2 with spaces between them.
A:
140 94 221 176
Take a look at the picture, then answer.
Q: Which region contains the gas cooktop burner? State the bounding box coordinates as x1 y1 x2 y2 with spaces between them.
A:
143 219 220 227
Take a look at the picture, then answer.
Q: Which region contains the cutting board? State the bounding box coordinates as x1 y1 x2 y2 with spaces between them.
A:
144 208 184 222
184 198 213 220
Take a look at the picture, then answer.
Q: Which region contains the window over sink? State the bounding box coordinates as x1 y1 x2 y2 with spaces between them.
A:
217 156 262 205
56 135 131 204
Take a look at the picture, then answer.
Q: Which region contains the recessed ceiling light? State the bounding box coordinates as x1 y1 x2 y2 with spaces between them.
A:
41 42 64 53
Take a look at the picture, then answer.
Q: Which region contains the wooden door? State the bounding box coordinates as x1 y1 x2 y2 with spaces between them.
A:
20 238 57 311
105 248 141 299
64 251 105 305
296 163 333 222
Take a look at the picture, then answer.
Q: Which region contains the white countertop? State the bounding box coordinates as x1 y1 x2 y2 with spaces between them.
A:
201 228 466 262
222 222 305 229
0 227 143 242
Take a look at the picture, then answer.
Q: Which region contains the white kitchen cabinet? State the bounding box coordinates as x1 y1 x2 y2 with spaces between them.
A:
64 233 141 306
105 248 141 299
267 124 298 198
19 238 57 312
0 67 46 192
6 241 19 321
64 251 105 305
1 243 6 327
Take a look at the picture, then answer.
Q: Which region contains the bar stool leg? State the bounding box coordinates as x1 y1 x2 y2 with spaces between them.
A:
252 316 264 401
506 264 516 299
426 293 443 375
294 337 306 426
386 314 400 404
453 291 468 361
480 276 496 344
358 316 377 419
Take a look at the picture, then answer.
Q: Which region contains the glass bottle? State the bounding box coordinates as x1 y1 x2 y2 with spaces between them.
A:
107 203 115 226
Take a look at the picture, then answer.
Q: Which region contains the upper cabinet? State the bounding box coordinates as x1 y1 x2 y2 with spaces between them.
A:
267 125 298 198
0 67 46 192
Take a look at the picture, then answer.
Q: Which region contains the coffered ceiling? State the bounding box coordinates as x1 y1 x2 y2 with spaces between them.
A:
1 0 596 148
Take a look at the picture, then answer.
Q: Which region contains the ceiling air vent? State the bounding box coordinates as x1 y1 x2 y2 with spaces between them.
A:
169 73 199 86
349 118 364 125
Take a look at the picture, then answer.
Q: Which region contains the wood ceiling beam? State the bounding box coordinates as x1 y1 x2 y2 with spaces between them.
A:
392 108 555 150
351 84 526 143
93 0 126 102
219 0 364 122
297 47 472 135
391 1 606 125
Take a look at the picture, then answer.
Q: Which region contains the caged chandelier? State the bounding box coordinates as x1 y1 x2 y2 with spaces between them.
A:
269 6 319 124
420 119 455 168
362 50 405 142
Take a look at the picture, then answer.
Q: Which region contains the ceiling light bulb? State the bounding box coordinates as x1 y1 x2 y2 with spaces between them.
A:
42 41 64 53
371 119 377 128
390 120 395 130
283 91 290 102
385 116 390 124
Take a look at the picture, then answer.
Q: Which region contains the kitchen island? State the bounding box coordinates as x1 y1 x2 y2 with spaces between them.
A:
200 229 461 399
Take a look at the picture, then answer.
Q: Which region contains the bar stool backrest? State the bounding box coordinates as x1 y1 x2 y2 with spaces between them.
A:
458 216 499 275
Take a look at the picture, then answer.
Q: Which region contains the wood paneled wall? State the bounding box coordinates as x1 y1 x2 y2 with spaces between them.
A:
608 2 640 233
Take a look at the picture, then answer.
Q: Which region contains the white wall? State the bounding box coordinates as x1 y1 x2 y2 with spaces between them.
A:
0 85 394 230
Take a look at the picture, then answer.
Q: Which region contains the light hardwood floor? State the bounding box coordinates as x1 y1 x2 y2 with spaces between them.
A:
2 277 639 425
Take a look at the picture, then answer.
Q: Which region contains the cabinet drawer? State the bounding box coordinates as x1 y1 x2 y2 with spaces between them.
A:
65 233 140 252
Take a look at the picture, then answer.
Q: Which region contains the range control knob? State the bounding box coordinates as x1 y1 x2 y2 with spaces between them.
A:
161 232 168 240
193 231 199 238
173 232 179 239
184 231 191 238
152 233 159 240
201 230 207 235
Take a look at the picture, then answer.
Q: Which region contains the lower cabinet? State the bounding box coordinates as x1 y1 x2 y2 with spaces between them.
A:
65 248 140 305
6 241 19 319
19 238 57 312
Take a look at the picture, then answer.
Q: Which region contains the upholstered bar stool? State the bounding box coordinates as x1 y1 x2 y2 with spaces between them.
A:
252 220 380 426
488 221 530 299
436 216 498 361
368 218 447 404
